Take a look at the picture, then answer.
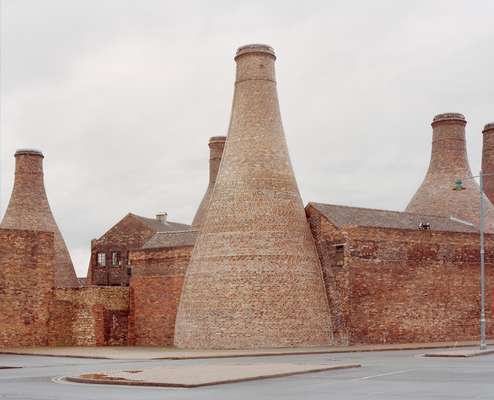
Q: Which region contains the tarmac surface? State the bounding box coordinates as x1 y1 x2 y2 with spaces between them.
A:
0 347 493 399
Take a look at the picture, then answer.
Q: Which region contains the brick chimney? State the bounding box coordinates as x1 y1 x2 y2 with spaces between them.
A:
406 114 494 231
156 212 168 223
482 122 494 204
1 149 80 287
174 44 332 349
191 136 226 229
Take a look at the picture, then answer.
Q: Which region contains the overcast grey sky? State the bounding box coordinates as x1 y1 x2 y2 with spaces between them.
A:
1 0 493 276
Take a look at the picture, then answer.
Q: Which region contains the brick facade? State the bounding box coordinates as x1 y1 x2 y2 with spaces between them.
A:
0 228 54 347
307 203 493 345
49 287 129 346
128 232 196 346
88 213 189 286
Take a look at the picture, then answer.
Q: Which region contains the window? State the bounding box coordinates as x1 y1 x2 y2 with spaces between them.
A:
334 245 344 266
97 252 106 266
111 251 121 267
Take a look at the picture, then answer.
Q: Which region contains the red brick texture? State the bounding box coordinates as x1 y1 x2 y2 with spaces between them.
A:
48 287 129 346
128 246 192 346
89 214 157 286
406 113 494 232
174 44 332 349
482 123 494 204
0 228 54 347
1 150 79 288
307 206 494 345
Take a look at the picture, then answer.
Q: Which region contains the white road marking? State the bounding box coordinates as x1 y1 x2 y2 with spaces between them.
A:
358 369 416 380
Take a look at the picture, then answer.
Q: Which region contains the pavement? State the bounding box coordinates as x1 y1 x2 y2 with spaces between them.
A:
67 363 360 387
423 348 494 358
1 339 492 360
0 346 493 399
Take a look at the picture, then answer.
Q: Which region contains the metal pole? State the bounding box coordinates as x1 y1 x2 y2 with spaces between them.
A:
479 170 487 350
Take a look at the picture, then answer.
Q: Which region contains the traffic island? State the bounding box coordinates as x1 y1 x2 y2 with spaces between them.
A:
423 348 494 358
65 363 361 388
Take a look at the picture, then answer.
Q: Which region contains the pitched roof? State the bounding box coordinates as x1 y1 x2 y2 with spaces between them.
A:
309 202 478 233
142 230 199 249
131 213 191 232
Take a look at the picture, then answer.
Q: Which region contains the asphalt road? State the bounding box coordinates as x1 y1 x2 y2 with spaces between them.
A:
0 348 492 399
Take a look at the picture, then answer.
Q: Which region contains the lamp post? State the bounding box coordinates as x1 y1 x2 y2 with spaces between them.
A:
455 171 492 350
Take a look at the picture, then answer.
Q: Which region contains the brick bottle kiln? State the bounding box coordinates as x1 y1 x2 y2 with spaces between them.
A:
174 44 332 349
1 150 79 288
191 136 226 230
406 113 494 231
482 122 494 204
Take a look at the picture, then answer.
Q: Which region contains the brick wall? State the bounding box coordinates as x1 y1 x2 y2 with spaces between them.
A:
128 246 192 346
49 286 129 346
345 227 493 344
308 208 494 345
0 228 54 347
89 215 156 286
307 212 350 345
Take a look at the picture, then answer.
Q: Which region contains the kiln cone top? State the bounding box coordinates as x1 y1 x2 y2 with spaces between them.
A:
432 113 466 125
483 123 494 133
15 149 44 157
235 44 276 60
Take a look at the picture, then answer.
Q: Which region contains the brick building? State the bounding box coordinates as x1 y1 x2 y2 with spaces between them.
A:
128 230 198 346
87 212 190 286
306 203 492 345
1 44 494 350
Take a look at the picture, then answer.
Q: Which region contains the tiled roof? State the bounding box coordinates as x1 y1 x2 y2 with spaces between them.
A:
142 230 199 249
131 214 191 232
309 202 478 233
77 277 87 286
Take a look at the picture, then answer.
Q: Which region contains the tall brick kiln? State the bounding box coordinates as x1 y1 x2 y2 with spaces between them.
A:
1 150 79 287
191 136 226 229
174 44 332 349
406 113 494 231
482 122 494 204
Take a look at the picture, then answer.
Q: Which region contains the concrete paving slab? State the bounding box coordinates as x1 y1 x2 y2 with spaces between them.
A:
66 363 361 388
1 340 493 360
423 348 494 358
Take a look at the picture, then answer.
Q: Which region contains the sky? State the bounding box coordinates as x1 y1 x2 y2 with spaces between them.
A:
1 0 493 276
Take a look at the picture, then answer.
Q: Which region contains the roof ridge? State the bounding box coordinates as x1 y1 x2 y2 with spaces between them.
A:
309 202 462 220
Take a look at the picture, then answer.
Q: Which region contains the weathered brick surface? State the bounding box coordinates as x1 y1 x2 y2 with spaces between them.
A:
191 136 226 230
482 122 494 204
88 214 156 286
1 150 79 287
88 213 190 286
128 245 192 346
0 228 54 347
174 44 332 349
406 113 494 232
308 205 494 345
49 287 129 346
